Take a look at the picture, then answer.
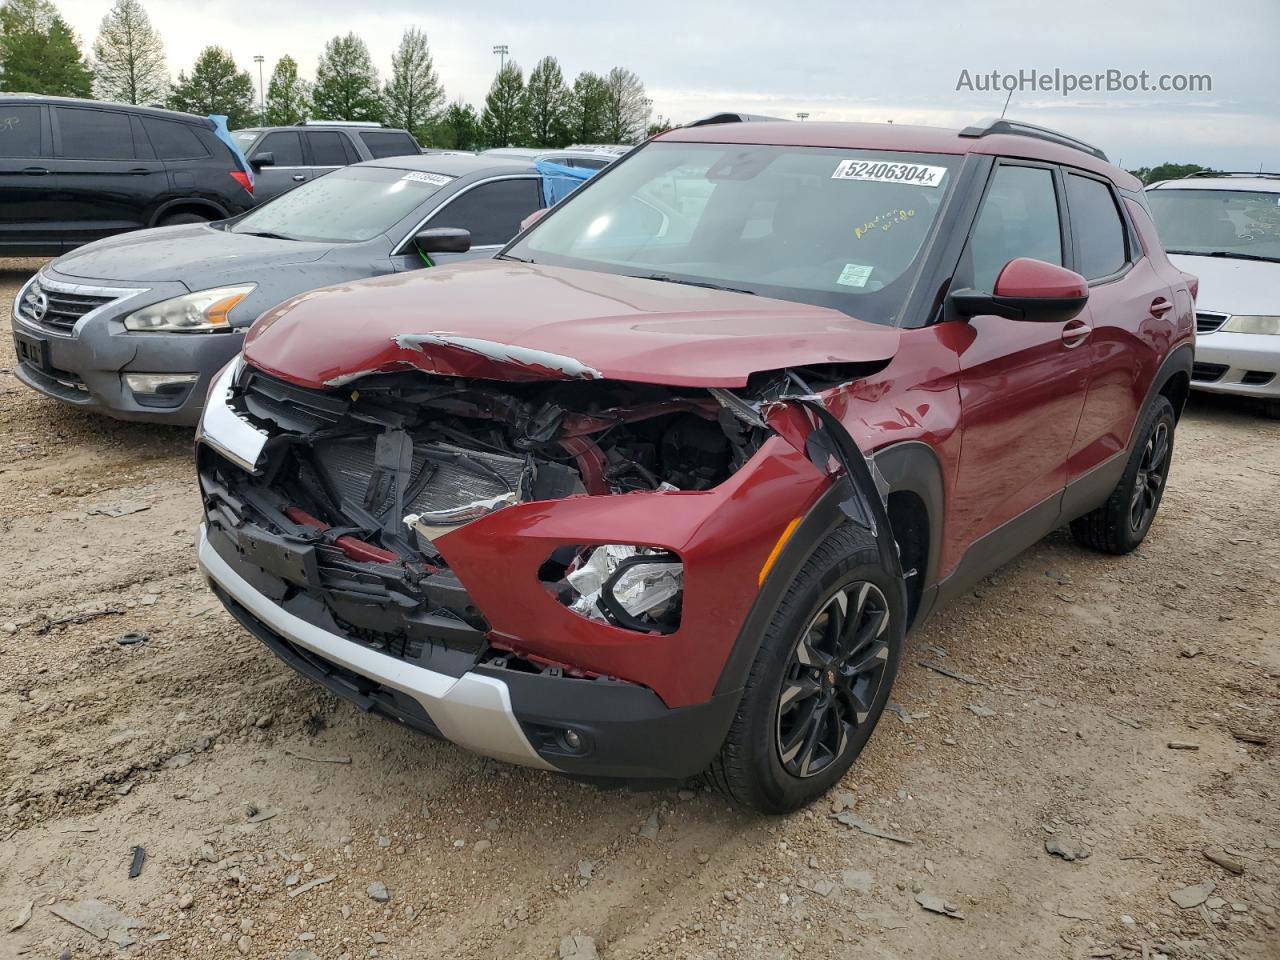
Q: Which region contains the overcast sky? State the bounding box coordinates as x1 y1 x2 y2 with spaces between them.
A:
57 0 1280 169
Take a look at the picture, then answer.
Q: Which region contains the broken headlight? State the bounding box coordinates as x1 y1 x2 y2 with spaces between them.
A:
563 544 683 633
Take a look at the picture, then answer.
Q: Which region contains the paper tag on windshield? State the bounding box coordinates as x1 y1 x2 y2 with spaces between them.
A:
401 171 452 186
832 159 947 188
837 263 873 287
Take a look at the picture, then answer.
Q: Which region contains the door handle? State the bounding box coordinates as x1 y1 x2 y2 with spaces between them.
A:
21 166 48 176
291 174 305 182
1149 297 1174 318
128 167 150 175
1061 318 1091 348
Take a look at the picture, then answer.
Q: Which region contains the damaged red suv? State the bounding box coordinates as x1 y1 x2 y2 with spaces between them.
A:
195 118 1195 812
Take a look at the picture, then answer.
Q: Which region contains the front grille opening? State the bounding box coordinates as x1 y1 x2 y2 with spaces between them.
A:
1192 361 1228 383
20 285 115 333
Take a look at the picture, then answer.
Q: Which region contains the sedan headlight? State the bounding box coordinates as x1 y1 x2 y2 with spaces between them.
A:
1220 314 1280 335
123 284 255 333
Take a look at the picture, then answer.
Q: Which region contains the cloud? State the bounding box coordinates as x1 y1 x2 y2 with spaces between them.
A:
57 0 1280 167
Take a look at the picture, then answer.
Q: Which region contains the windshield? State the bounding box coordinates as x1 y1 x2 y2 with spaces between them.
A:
230 166 452 243
232 130 260 149
505 142 959 324
1148 188 1280 262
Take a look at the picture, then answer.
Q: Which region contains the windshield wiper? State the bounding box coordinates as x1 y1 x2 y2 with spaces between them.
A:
236 230 298 241
497 253 534 263
635 274 757 296
1166 249 1280 263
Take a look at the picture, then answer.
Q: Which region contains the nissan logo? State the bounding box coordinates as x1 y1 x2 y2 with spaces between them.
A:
30 288 48 322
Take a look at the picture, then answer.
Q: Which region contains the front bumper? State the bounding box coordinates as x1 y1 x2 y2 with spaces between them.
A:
199 523 739 779
1192 331 1280 399
10 271 244 426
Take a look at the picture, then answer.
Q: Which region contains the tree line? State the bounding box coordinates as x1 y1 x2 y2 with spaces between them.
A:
0 0 657 147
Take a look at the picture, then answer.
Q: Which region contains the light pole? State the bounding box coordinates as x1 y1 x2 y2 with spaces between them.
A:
492 44 508 72
642 97 652 138
795 112 809 121
253 55 265 123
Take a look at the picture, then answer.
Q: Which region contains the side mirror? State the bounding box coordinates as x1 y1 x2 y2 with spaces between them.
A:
520 207 548 232
949 257 1088 324
249 151 274 169
414 226 471 254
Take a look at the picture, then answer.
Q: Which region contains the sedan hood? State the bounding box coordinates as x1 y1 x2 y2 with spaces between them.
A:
243 261 901 389
1167 253 1279 317
54 224 333 283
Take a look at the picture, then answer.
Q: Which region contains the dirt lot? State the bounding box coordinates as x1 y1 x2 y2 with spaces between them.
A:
0 257 1276 960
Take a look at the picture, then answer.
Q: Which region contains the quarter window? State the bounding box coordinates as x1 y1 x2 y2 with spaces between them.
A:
968 164 1063 292
0 105 44 157
142 117 209 160
257 131 303 166
1066 173 1128 279
55 107 135 160
424 178 542 246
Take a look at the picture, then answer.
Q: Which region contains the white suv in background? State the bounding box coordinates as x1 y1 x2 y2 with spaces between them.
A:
1147 173 1280 418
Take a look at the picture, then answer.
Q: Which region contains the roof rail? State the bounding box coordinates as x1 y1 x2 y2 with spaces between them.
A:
1184 170 1280 179
302 119 382 128
958 118 1108 162
686 112 789 127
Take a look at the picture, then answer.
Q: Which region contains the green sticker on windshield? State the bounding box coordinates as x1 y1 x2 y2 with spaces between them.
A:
837 264 873 288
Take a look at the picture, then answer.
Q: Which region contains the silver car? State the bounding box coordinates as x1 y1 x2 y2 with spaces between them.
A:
11 153 565 425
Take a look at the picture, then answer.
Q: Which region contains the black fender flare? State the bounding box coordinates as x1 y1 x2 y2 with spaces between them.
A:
1141 341 1194 426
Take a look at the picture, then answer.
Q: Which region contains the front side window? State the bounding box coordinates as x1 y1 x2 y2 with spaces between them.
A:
425 178 542 246
360 131 419 159
967 164 1063 292
257 131 303 166
507 142 960 324
1066 173 1128 279
230 166 451 243
0 105 44 158
55 107 134 160
1148 188 1280 263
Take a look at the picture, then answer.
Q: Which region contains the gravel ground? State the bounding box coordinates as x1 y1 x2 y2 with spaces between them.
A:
1 257 1276 960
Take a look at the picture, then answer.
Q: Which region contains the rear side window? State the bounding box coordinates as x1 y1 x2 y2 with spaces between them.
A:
257 131 303 166
1066 173 1129 279
303 131 352 166
0 105 45 157
968 164 1063 292
55 107 135 160
142 117 209 160
359 131 419 159
424 177 542 246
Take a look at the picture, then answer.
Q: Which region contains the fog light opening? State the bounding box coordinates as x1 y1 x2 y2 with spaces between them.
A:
125 372 200 409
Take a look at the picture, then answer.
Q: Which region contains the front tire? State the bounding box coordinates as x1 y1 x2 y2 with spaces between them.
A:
1070 395 1175 554
707 525 905 813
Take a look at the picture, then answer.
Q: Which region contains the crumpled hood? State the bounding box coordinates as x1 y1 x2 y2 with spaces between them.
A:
243 261 901 389
1167 253 1277 317
54 224 333 283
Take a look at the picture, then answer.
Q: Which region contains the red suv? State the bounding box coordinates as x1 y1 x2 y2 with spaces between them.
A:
195 118 1195 812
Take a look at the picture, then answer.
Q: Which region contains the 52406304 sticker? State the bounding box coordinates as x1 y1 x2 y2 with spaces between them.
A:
832 159 947 187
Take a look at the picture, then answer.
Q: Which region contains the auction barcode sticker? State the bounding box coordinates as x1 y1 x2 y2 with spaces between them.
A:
832 159 947 187
402 171 453 186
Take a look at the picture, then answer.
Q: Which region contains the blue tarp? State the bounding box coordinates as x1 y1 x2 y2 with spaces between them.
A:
209 114 254 189
537 159 597 207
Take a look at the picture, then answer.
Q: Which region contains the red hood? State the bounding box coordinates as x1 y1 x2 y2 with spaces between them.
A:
243 260 901 389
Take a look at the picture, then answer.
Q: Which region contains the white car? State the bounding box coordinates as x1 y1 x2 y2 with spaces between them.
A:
1147 173 1280 418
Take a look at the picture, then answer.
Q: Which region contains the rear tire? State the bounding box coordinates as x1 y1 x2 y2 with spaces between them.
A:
1070 395 1175 554
707 525 905 814
157 211 211 227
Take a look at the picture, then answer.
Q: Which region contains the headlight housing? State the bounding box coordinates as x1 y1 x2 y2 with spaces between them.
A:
1220 314 1280 335
563 544 683 632
123 284 255 333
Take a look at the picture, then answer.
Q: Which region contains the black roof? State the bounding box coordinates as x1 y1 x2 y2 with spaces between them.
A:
0 93 211 126
361 154 537 177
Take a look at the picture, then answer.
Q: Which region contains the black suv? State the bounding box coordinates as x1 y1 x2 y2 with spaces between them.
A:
230 123 421 202
0 95 256 257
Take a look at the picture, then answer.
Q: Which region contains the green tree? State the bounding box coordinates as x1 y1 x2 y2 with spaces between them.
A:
91 0 167 104
600 67 647 144
646 116 674 138
479 61 525 148
311 33 383 123
264 55 309 125
383 27 443 141
1127 162 1214 185
429 99 480 150
521 56 570 148
567 71 609 143
167 46 254 127
0 0 93 97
